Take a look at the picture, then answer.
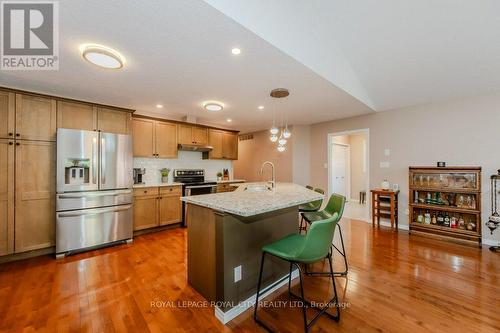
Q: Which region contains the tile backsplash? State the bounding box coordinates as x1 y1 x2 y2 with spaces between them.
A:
134 151 233 184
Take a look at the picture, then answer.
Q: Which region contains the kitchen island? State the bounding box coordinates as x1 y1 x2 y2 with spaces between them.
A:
181 183 323 324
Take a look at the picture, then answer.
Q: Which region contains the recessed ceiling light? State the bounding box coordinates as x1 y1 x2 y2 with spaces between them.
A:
231 48 241 55
80 44 126 69
203 102 224 112
156 104 163 109
258 106 265 110
226 118 232 123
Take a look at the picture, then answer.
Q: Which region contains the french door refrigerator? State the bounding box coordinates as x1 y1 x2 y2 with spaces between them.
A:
55 128 133 258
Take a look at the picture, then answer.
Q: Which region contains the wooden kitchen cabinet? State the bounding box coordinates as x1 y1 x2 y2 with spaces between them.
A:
178 124 208 145
0 139 14 256
132 118 155 157
15 140 56 253
97 106 131 134
15 94 57 141
0 91 15 139
132 118 178 158
133 186 182 230
133 194 159 231
57 100 97 131
159 186 182 225
206 129 238 160
155 121 178 158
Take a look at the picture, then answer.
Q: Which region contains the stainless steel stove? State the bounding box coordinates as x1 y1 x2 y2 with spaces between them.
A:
174 169 217 226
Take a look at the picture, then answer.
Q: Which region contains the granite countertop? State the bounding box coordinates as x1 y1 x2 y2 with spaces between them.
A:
133 182 183 188
181 183 323 217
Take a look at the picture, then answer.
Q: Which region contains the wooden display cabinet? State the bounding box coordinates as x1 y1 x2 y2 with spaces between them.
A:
409 167 481 246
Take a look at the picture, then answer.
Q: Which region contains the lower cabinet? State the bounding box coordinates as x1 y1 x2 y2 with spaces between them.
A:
0 139 14 256
15 140 56 253
133 186 182 231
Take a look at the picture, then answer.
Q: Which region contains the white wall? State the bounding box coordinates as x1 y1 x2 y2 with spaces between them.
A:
310 92 500 246
292 125 311 186
134 151 232 184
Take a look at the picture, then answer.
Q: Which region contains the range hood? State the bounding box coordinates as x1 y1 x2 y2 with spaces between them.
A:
178 143 213 152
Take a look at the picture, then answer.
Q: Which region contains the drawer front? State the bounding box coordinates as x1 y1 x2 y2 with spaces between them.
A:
160 186 182 195
57 189 133 211
134 187 159 197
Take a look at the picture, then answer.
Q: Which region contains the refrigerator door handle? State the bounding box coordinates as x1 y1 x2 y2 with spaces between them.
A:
57 205 132 218
58 190 132 199
101 137 106 185
92 137 98 184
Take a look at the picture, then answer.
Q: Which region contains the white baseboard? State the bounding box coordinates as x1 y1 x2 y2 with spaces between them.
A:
357 218 409 231
483 238 500 246
214 269 299 325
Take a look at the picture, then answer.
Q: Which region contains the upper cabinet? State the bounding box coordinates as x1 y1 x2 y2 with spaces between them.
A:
57 102 132 135
0 91 15 139
205 129 238 160
97 107 131 134
132 118 177 158
178 124 208 145
16 94 57 141
57 101 97 131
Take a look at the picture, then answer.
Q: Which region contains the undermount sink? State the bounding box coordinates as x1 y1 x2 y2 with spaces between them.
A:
243 184 272 192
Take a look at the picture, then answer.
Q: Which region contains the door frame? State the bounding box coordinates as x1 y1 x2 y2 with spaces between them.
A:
327 128 370 204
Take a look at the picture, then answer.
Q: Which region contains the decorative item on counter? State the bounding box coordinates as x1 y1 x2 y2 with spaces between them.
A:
437 161 446 167
392 184 399 191
217 172 223 181
486 173 500 252
223 169 229 180
159 168 170 183
381 179 390 190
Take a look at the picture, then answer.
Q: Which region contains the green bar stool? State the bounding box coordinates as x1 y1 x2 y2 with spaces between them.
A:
254 213 341 332
305 185 313 190
302 193 347 276
298 188 325 233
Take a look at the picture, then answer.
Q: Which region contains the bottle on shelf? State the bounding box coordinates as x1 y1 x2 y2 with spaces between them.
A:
436 211 444 226
458 216 465 229
424 210 431 224
431 212 437 225
416 210 424 223
450 215 458 228
414 191 419 204
443 212 451 227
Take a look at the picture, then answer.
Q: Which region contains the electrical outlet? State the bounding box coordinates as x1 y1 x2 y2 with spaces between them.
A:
380 161 390 168
234 265 242 282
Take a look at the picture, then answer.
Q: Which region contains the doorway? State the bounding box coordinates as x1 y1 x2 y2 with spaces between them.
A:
328 129 369 222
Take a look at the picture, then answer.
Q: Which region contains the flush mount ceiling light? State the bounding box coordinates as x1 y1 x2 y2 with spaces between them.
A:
80 44 126 69
203 102 224 112
156 104 163 109
258 106 265 110
231 48 241 55
226 118 232 123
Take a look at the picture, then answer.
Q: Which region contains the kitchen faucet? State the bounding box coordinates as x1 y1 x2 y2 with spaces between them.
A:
260 161 275 189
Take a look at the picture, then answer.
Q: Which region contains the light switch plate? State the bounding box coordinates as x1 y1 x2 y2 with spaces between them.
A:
380 161 390 168
234 265 242 282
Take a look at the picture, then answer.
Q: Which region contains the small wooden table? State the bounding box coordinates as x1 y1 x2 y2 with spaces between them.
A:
371 189 399 229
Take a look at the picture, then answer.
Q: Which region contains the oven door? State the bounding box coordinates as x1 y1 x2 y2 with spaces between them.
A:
185 184 217 196
182 184 217 227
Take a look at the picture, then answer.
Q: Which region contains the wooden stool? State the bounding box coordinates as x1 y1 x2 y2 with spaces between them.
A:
371 189 399 229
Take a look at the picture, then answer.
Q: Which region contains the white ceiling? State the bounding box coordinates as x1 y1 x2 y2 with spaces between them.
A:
2 1 499 133
0 0 372 133
205 0 500 111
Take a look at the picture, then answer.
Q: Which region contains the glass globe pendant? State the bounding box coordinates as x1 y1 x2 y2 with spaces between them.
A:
278 136 287 145
270 134 278 142
270 126 279 135
282 127 291 139
277 145 286 152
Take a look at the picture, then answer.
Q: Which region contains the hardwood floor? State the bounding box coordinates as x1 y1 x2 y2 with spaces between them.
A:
0 219 498 332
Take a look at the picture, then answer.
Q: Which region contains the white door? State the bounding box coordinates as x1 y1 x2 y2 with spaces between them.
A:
331 143 349 197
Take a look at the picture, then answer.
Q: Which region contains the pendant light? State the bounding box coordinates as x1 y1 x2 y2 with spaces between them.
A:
269 88 290 152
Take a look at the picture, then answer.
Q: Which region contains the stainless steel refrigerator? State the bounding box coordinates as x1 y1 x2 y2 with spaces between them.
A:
55 128 133 258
